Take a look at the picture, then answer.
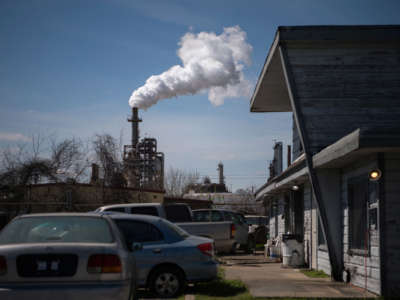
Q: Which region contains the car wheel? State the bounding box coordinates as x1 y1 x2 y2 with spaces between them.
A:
149 266 185 298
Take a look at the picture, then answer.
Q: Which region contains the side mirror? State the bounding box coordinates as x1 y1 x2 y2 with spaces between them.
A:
131 242 143 252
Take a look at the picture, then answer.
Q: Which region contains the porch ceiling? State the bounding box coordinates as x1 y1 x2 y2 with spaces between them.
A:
255 156 308 201
250 33 292 113
313 127 400 169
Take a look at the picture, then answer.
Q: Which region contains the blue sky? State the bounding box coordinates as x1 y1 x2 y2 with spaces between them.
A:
1 0 399 191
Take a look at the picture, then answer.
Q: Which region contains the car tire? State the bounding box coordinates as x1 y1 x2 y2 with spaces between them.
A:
149 266 185 298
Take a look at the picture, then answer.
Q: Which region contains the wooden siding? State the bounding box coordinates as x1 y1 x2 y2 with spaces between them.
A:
292 114 302 160
384 152 400 296
303 183 313 267
317 248 332 275
342 157 380 295
268 196 286 239
286 46 400 155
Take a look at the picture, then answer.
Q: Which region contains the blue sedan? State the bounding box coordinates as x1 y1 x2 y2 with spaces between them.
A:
108 213 218 298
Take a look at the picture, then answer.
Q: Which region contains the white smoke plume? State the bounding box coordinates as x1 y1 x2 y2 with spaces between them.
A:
129 26 253 109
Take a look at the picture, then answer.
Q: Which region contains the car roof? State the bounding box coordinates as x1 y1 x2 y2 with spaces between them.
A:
193 209 237 213
107 213 164 223
16 212 108 218
98 203 163 210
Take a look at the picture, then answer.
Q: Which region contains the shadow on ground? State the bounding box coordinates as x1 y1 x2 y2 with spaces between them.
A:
136 288 157 299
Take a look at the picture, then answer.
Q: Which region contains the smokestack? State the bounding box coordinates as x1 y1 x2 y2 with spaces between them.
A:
128 107 142 147
217 162 224 185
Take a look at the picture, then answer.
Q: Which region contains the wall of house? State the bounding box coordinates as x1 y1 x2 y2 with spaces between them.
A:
342 156 380 295
268 196 286 239
292 114 303 160
285 44 400 155
383 152 400 296
303 183 313 267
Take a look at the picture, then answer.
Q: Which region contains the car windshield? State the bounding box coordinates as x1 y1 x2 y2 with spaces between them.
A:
0 216 114 244
160 219 190 239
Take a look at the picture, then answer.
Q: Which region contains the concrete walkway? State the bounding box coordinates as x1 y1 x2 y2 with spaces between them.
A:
221 253 377 298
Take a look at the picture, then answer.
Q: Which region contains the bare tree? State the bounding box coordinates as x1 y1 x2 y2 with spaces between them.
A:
50 137 91 182
236 186 258 215
92 134 126 187
0 134 91 187
164 167 200 197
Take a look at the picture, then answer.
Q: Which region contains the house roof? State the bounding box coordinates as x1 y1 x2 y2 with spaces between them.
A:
313 127 400 169
250 25 400 113
255 154 308 201
255 126 400 200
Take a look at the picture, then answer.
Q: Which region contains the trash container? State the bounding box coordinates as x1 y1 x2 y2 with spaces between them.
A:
281 234 304 267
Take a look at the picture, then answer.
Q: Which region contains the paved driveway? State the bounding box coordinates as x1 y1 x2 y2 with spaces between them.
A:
221 253 377 298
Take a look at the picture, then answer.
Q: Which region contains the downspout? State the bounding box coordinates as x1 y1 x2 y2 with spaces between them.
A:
279 45 342 281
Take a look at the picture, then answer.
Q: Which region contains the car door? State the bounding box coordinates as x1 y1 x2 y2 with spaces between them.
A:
113 219 167 286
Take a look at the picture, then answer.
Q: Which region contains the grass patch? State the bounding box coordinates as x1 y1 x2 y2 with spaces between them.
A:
255 243 265 250
300 269 330 278
185 268 250 300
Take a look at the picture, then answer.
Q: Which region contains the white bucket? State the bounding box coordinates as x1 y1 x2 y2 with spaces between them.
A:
282 255 291 266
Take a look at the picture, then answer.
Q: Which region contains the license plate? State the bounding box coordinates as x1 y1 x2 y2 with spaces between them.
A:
17 254 78 277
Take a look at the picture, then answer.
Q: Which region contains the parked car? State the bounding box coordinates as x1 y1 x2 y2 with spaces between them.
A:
95 203 236 253
245 215 269 245
192 209 249 253
107 213 218 298
95 203 192 222
0 213 136 300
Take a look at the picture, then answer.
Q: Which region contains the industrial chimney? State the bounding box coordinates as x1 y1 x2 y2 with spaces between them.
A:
217 162 225 185
127 107 142 147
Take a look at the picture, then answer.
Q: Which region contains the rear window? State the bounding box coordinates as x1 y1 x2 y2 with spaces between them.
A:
130 206 159 216
160 219 189 239
0 216 113 244
192 210 210 222
105 207 126 213
114 219 163 243
211 211 224 222
165 205 192 222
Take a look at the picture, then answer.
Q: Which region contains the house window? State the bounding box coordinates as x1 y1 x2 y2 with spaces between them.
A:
348 176 368 255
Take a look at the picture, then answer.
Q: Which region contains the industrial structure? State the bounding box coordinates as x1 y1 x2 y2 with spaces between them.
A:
124 107 164 191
